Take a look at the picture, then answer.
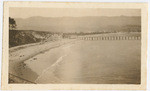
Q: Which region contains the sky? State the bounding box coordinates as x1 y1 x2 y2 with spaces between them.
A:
9 8 141 18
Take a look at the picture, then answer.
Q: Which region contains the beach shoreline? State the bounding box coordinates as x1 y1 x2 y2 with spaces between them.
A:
9 39 77 83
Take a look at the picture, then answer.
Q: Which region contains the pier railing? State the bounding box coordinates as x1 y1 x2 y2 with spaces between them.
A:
77 36 141 40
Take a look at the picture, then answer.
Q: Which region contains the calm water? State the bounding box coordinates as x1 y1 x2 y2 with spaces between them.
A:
24 40 141 84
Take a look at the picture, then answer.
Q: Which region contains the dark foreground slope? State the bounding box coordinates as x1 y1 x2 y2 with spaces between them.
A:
9 30 52 47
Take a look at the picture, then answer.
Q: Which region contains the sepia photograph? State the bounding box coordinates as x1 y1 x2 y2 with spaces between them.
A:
1 2 148 90
9 8 142 84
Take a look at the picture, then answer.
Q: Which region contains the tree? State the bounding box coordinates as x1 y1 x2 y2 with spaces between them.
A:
9 17 17 30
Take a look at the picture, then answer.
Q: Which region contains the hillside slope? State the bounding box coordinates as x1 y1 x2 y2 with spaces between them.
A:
9 30 52 47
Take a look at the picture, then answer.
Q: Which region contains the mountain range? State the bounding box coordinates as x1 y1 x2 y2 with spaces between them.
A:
14 16 141 33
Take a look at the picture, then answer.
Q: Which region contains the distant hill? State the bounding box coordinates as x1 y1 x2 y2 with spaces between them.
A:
14 16 141 33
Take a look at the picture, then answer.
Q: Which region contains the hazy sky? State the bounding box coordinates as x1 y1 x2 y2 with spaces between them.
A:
10 8 141 18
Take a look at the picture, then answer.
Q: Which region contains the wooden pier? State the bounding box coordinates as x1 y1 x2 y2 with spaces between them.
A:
77 36 141 40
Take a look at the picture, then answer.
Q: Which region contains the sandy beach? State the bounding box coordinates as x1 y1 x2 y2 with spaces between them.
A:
9 39 76 83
